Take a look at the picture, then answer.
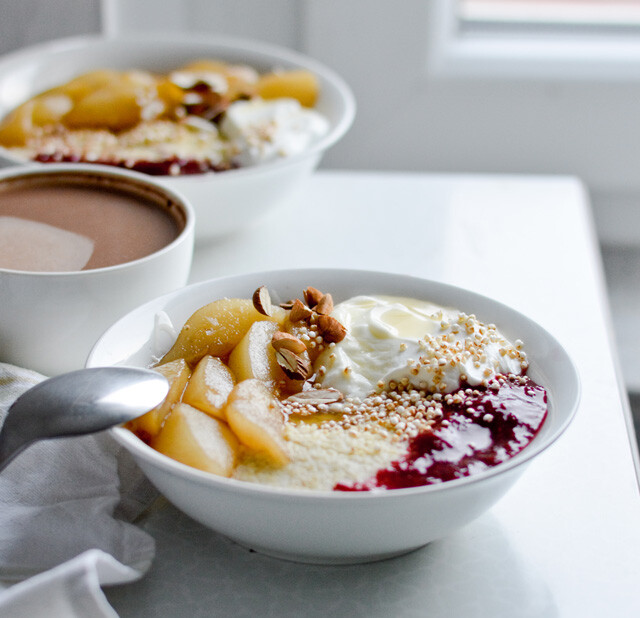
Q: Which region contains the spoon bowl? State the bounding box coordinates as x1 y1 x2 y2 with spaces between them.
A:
0 366 168 471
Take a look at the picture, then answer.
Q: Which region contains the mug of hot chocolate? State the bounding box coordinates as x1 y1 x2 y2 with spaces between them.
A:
0 164 194 375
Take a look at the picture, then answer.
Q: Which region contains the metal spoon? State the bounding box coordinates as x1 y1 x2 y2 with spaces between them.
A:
0 366 168 472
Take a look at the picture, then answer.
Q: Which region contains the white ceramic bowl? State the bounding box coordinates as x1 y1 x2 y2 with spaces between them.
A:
87 269 580 564
0 164 194 376
0 34 355 241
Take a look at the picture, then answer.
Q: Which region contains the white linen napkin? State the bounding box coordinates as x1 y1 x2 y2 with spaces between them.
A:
0 362 157 616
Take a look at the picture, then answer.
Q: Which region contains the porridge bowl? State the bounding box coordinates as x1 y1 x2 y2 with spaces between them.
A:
87 269 580 564
0 34 355 241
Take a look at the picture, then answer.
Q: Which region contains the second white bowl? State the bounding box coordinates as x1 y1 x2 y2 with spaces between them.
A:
0 34 356 241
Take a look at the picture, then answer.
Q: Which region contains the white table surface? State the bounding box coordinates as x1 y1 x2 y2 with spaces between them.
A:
105 170 640 618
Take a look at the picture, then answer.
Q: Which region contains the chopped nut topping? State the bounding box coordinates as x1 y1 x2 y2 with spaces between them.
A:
276 348 312 380
289 298 313 322
303 286 324 308
317 315 347 343
252 286 273 316
272 331 307 355
286 388 344 406
315 293 334 316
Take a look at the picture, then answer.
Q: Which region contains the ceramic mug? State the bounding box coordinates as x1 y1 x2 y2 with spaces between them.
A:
0 164 194 376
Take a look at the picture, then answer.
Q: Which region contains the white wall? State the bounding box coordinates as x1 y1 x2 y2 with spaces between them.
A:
0 0 100 56
2 0 638 245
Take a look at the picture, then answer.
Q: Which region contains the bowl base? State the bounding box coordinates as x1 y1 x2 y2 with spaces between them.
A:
233 538 428 565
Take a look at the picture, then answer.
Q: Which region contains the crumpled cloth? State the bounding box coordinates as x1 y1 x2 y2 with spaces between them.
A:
0 362 157 617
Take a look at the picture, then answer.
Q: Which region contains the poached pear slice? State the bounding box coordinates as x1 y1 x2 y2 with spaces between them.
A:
225 379 289 466
154 403 239 476
159 298 284 366
129 358 190 440
182 355 236 421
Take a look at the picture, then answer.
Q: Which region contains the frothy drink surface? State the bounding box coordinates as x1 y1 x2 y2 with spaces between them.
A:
0 177 181 271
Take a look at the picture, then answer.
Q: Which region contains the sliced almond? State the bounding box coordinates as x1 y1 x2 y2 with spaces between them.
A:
289 298 313 323
271 331 307 355
279 300 296 310
315 293 334 316
275 348 312 380
303 286 324 308
286 388 344 405
252 286 273 316
317 315 347 343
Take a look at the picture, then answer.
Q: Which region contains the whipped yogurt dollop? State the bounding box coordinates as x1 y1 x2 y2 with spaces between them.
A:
315 295 527 400
220 98 329 166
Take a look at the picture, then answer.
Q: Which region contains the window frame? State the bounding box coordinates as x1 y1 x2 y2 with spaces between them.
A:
427 0 640 82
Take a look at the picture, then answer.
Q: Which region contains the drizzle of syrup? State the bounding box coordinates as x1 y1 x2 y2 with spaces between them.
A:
335 375 547 491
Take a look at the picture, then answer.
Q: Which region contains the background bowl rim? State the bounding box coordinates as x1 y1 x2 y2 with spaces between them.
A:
88 267 581 502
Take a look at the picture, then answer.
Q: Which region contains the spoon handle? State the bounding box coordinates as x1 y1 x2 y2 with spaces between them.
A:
0 366 168 472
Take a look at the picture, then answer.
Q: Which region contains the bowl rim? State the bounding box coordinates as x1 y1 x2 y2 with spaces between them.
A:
0 162 195 276
89 267 581 501
0 33 356 179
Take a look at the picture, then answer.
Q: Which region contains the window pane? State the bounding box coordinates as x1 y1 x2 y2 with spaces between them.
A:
459 0 640 27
